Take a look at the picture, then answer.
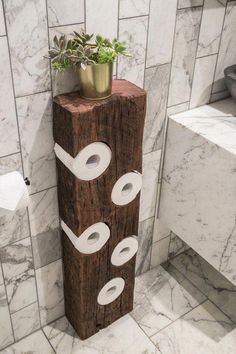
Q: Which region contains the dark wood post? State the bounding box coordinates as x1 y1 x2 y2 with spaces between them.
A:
53 80 146 339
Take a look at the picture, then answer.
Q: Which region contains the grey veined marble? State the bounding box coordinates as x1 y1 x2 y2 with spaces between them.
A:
159 98 236 285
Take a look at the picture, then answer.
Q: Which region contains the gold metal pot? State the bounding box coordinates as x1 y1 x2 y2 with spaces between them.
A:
78 62 113 100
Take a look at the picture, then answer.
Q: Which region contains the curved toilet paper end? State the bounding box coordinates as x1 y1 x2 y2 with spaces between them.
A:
111 236 139 266
111 172 142 206
97 278 125 306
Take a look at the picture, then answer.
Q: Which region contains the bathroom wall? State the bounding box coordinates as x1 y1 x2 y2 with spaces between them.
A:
0 0 236 348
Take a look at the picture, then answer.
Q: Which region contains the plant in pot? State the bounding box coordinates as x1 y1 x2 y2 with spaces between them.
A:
47 32 129 100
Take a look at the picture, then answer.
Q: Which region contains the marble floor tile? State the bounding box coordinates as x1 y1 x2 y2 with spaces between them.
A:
28 187 59 237
143 64 171 154
4 0 50 97
0 285 14 350
119 0 149 18
86 0 118 39
131 263 206 337
47 0 84 27
197 0 226 57
170 249 236 324
36 259 64 326
136 217 154 276
118 16 148 87
0 330 54 354
43 315 158 354
139 150 161 222
168 7 202 106
0 237 37 313
151 300 236 354
178 0 203 8
146 0 177 67
0 37 19 158
17 91 56 194
11 302 40 341
32 228 62 270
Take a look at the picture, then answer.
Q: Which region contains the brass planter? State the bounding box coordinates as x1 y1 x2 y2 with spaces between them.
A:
78 63 113 100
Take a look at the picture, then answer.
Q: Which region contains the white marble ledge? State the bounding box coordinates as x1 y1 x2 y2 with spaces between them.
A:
169 98 236 155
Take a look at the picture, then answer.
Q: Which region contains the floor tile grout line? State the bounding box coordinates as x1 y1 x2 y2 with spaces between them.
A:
42 329 56 353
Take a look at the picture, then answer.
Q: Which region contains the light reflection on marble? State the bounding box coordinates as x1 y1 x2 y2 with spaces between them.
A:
118 16 148 87
0 37 19 157
197 0 226 57
144 64 171 154
132 264 206 337
43 314 158 354
36 259 64 326
146 0 177 67
11 302 40 341
159 98 236 285
0 284 14 350
213 1 236 93
119 0 149 18
3 0 50 96
168 7 202 106
47 0 84 27
0 237 37 313
152 300 236 354
17 91 56 194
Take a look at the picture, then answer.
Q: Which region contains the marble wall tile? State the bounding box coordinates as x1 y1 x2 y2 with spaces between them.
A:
28 187 59 237
178 0 203 8
153 219 171 243
136 217 154 276
213 1 236 93
43 315 157 354
197 0 226 57
210 90 230 103
0 1 5 35
168 7 202 106
0 284 14 350
32 228 62 269
139 150 161 222
147 0 177 67
118 16 148 87
0 330 54 354
11 302 40 341
119 0 150 18
150 237 170 268
143 64 171 154
0 153 21 175
190 54 217 108
16 91 56 194
49 24 84 96
86 0 118 38
132 264 206 337
0 37 19 157
168 233 189 259
47 0 84 27
4 0 50 97
171 249 236 324
0 237 37 313
167 102 190 116
0 266 3 285
152 300 236 354
36 259 64 326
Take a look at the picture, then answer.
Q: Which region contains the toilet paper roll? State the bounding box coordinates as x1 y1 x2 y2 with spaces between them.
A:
111 236 139 266
61 220 110 254
54 142 112 181
0 171 29 216
97 277 125 306
111 172 142 206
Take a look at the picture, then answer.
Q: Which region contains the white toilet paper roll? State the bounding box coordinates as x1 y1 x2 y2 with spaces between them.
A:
111 172 142 206
97 278 125 306
111 236 139 266
54 142 112 181
61 220 110 254
0 171 29 216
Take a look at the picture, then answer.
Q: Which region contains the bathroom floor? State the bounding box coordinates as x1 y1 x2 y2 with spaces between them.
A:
1 249 236 354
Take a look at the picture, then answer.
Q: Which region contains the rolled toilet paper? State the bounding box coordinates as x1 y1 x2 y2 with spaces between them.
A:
54 142 112 181
111 172 142 206
61 220 110 254
0 171 29 216
111 236 139 266
97 277 125 306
